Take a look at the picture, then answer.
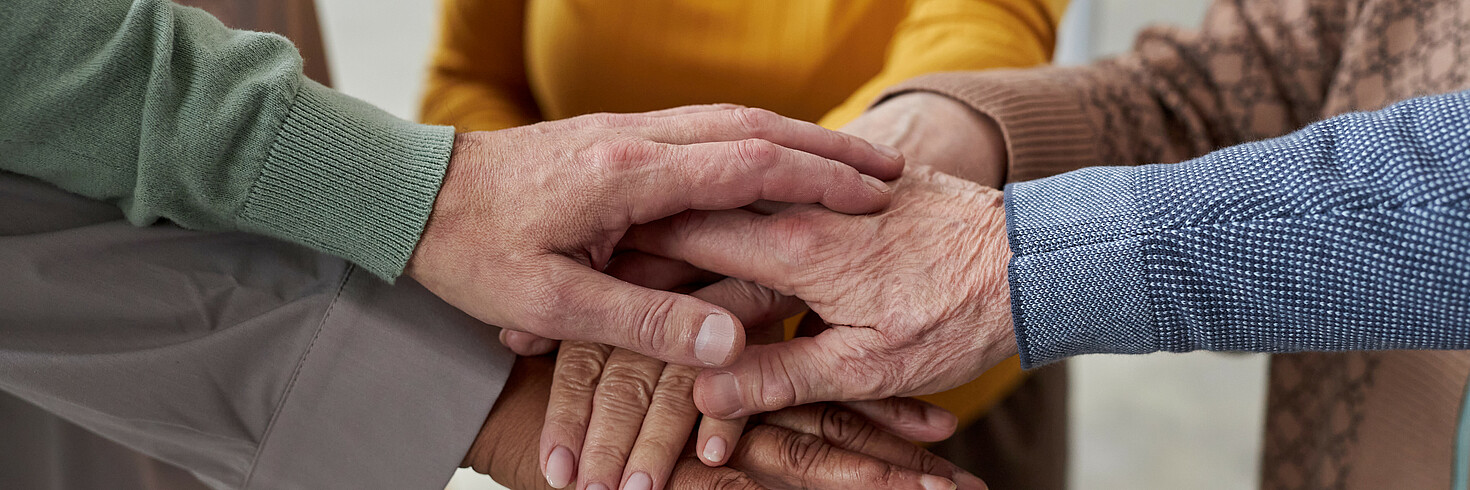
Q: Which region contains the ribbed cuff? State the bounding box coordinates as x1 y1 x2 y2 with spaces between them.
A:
1003 166 1157 367
879 69 1099 183
239 80 455 280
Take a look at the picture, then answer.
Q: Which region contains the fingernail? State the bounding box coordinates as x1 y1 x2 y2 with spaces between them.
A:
696 313 736 366
588 484 610 490
861 174 891 193
954 471 987 490
926 404 958 432
920 475 957 490
702 436 728 464
701 372 743 418
623 472 653 490
545 446 574 488
875 143 903 160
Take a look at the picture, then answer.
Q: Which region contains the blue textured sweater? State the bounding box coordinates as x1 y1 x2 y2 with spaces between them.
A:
1004 90 1470 368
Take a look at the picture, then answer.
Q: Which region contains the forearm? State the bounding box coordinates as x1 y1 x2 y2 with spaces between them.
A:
1004 90 1470 367
0 0 453 279
0 172 511 488
880 0 1352 183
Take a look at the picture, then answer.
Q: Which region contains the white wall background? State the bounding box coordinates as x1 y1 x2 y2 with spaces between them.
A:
312 1 1267 489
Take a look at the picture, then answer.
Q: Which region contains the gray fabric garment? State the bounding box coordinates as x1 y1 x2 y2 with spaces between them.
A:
0 170 515 489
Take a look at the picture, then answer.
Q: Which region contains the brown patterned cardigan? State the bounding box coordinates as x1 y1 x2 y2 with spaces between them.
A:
885 0 1470 488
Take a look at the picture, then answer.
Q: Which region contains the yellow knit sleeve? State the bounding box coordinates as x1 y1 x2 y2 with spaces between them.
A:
817 0 1070 128
419 0 541 131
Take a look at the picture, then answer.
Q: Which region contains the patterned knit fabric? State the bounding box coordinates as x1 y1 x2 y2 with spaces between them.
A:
1005 90 1470 368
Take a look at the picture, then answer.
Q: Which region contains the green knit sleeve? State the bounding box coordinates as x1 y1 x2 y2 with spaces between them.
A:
0 0 453 279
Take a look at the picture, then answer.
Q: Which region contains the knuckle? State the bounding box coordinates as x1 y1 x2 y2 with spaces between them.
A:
545 403 592 433
580 443 632 468
711 472 762 490
631 295 681 355
631 438 682 461
817 406 874 448
731 107 779 135
587 138 657 171
555 358 605 394
597 368 659 410
778 431 830 481
863 461 904 487
732 138 781 168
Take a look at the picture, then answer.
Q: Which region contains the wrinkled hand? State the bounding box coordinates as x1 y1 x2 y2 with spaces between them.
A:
536 258 961 489
467 356 987 490
842 92 1006 188
625 166 1017 419
407 105 905 368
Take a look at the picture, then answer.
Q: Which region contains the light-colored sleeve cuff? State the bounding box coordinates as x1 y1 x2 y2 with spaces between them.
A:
1004 166 1158 368
239 80 456 280
242 270 513 490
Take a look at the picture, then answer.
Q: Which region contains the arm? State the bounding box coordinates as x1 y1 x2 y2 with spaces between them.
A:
624 90 1470 418
2 0 910 368
419 0 542 131
0 0 455 279
0 173 510 489
817 0 1068 128
1006 89 1470 366
881 0 1353 182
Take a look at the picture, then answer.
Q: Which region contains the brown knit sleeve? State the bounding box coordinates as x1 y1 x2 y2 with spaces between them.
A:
881 0 1351 182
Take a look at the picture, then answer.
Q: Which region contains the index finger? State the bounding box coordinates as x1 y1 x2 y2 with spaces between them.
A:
628 140 892 221
693 326 896 419
731 425 956 490
622 209 801 293
646 107 905 181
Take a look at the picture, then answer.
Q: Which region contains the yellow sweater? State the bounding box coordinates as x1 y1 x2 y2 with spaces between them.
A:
421 0 1068 425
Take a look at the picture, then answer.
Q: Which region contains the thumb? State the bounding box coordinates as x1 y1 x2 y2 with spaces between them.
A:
693 326 898 419
841 398 958 443
544 259 746 367
498 329 560 356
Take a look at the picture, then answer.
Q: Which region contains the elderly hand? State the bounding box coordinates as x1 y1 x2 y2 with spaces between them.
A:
841 92 1006 188
468 356 987 490
406 105 905 368
534 258 964 489
625 166 1017 419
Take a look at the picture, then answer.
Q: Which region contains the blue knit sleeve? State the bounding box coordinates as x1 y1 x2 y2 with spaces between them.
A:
1003 90 1470 368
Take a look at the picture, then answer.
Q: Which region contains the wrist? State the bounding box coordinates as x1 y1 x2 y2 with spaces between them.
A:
855 93 1008 188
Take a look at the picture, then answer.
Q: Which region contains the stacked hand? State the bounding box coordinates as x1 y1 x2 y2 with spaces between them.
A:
445 98 1016 489
465 355 986 490
528 253 979 489
841 92 1007 188
407 104 906 368
625 165 1019 419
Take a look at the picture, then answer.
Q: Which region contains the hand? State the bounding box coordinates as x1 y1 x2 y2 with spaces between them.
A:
625 166 1017 419
841 93 1006 188
536 270 961 489
466 356 984 490
407 104 905 368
